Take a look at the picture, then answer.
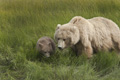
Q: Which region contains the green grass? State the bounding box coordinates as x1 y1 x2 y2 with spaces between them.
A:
0 0 120 80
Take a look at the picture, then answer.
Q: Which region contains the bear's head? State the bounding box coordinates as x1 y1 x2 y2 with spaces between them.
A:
54 23 80 50
36 40 53 57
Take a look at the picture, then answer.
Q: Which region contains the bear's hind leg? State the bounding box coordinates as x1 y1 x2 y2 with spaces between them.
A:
112 39 120 54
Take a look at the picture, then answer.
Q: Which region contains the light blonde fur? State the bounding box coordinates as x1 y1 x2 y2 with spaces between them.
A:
54 16 120 58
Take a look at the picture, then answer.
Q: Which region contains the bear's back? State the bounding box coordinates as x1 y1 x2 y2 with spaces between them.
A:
88 17 120 51
88 17 119 30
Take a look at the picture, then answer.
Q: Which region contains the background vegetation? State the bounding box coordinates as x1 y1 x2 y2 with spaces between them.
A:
0 0 120 80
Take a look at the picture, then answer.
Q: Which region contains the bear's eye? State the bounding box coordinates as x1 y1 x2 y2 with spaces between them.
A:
58 38 60 40
63 39 66 41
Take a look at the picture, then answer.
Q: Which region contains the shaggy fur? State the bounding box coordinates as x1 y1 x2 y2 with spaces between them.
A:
36 37 56 57
54 16 120 58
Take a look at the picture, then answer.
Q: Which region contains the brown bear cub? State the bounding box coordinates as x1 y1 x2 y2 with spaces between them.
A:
36 37 56 57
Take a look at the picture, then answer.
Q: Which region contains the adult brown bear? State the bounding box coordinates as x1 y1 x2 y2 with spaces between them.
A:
54 16 120 58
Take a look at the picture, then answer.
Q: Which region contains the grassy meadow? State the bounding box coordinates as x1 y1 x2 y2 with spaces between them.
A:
0 0 120 80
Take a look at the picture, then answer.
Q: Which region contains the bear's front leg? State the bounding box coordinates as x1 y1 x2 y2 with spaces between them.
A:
76 49 83 56
73 42 83 56
71 46 80 56
81 33 93 58
76 45 93 58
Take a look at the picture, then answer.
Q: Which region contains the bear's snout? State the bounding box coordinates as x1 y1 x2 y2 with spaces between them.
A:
58 47 63 50
44 52 50 57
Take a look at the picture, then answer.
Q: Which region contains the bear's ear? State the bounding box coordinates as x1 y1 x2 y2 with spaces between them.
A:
56 24 61 30
39 43 43 47
70 26 77 33
70 17 81 24
73 26 77 30
57 24 61 27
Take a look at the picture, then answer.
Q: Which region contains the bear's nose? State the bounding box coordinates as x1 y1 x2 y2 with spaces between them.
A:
58 47 62 50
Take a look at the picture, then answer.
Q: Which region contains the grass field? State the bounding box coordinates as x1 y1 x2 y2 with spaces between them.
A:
0 0 120 80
